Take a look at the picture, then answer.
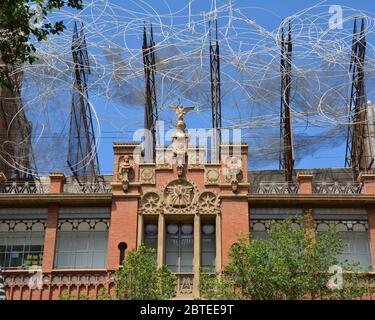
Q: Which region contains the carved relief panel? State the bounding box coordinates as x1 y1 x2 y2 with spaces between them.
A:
139 178 220 215
140 165 155 184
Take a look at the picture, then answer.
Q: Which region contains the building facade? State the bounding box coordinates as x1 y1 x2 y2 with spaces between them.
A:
1 113 375 300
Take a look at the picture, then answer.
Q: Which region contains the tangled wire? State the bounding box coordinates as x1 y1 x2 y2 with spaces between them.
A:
4 0 375 175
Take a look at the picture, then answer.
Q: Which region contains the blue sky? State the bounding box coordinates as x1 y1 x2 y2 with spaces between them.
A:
22 0 375 175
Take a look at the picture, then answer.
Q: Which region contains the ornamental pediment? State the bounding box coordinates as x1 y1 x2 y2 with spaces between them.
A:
139 178 220 215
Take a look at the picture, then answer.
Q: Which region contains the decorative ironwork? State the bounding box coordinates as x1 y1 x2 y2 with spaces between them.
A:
175 273 194 296
315 220 368 232
143 23 158 162
345 17 374 178
251 219 302 231
313 182 362 194
257 182 299 194
67 22 102 185
0 220 46 231
0 181 49 194
279 20 295 182
0 273 5 300
58 219 109 231
209 18 222 161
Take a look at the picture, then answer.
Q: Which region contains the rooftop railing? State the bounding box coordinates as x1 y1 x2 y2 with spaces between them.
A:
313 182 362 194
63 182 112 194
0 181 50 194
256 182 300 194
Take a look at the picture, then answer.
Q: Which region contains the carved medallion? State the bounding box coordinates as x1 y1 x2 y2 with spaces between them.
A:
205 167 220 185
140 167 155 184
165 180 194 208
141 192 161 214
198 191 220 214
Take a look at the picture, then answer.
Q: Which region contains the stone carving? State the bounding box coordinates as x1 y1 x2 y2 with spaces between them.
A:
140 192 161 214
171 105 193 174
140 166 155 184
177 164 184 178
205 167 220 185
0 172 6 184
171 105 194 133
139 178 220 215
176 274 194 296
198 191 220 214
224 156 243 193
165 179 194 208
118 155 135 192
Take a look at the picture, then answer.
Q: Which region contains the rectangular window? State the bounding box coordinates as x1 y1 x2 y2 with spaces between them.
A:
166 223 194 273
54 219 108 269
0 220 45 270
317 221 372 269
201 224 216 272
251 220 269 240
144 223 158 253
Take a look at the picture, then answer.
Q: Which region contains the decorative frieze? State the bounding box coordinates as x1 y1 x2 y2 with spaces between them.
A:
139 178 220 215
0 220 46 232
57 219 109 231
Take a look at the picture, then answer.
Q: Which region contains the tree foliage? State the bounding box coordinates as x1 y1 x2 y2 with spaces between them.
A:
116 245 176 300
200 212 373 300
0 0 83 88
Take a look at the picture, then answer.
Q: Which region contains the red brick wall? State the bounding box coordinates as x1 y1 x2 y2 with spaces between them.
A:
42 204 59 272
367 206 375 269
220 197 249 266
107 198 139 270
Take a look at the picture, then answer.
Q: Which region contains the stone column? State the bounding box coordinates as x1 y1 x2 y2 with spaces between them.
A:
367 207 375 270
215 213 222 273
42 204 59 273
193 213 201 298
157 213 165 267
297 172 313 194
137 213 143 247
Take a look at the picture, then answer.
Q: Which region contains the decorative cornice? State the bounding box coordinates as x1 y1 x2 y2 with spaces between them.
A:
358 171 375 182
112 193 141 199
248 194 375 207
0 194 113 206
